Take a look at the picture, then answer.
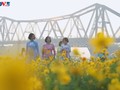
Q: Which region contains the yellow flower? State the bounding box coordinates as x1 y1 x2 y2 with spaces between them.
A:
58 73 71 85
108 78 120 90
87 67 97 77
0 57 43 90
95 73 105 81
64 57 69 61
116 66 120 74
109 73 119 78
61 50 67 57
70 66 80 75
28 77 43 90
49 55 54 61
114 50 120 58
90 56 94 60
89 32 114 53
72 48 81 56
50 62 67 74
43 68 50 75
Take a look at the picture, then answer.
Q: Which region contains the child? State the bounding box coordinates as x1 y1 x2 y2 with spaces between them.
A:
42 36 56 59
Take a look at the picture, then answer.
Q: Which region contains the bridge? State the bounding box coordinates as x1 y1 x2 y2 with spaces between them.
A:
0 3 120 54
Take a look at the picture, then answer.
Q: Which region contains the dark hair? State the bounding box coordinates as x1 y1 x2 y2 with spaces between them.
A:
59 41 62 46
28 33 35 40
63 37 69 42
45 36 51 43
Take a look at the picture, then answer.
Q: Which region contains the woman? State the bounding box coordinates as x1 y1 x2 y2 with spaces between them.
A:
42 36 56 59
60 37 71 59
26 33 40 61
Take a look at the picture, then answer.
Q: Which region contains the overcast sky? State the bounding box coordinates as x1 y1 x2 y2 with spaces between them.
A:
0 0 119 20
0 0 119 57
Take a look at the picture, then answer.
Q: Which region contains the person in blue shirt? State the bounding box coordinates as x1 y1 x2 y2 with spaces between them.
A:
26 33 40 61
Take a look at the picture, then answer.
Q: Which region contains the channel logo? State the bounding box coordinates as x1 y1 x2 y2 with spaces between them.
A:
0 2 10 6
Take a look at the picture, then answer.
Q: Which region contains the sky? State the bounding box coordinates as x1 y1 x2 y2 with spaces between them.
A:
0 0 120 58
0 0 120 20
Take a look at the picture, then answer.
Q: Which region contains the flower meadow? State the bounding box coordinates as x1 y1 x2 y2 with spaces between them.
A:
0 32 120 90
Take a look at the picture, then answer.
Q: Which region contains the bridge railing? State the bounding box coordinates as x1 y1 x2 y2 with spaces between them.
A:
0 3 120 45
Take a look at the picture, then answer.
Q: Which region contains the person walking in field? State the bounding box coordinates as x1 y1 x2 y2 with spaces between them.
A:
60 37 71 59
42 36 56 60
26 33 40 61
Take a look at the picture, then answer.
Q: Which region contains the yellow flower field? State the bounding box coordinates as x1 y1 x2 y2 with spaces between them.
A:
0 32 120 90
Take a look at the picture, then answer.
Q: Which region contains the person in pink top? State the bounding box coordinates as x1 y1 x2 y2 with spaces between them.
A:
42 36 56 59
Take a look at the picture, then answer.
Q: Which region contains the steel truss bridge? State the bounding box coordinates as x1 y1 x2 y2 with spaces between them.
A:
0 3 120 54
